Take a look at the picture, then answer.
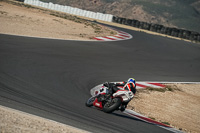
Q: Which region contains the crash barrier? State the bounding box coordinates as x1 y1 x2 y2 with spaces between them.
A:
112 16 200 42
23 0 113 22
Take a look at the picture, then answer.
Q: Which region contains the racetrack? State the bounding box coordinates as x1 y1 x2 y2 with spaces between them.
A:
0 26 200 133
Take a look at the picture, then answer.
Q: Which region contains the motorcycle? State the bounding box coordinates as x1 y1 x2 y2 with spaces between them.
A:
85 83 134 113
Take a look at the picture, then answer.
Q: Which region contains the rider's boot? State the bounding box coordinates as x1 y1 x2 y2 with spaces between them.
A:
119 102 128 112
119 105 126 112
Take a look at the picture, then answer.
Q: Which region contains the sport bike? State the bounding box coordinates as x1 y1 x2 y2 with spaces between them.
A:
85 84 134 113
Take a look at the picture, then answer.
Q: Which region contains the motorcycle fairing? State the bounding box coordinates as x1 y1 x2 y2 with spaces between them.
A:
113 90 134 102
93 98 103 109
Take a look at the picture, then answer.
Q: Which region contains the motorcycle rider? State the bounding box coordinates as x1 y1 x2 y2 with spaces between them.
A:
103 78 136 111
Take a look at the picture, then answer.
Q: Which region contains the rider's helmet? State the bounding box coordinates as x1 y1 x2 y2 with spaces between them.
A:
127 78 136 84
125 78 136 94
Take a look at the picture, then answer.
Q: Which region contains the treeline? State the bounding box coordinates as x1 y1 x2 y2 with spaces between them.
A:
113 16 200 42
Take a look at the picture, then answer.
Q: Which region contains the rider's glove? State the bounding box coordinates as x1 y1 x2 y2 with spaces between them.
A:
103 82 109 87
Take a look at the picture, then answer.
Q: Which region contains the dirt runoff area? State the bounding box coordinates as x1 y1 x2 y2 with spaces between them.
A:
128 84 200 133
0 0 116 40
0 105 90 133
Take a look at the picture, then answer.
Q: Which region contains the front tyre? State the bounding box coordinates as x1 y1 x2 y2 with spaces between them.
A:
103 97 122 113
85 96 96 107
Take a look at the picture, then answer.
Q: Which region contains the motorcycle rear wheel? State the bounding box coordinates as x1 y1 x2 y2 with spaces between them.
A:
103 97 122 113
85 96 96 107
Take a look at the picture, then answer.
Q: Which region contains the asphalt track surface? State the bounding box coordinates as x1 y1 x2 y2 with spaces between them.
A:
0 25 200 133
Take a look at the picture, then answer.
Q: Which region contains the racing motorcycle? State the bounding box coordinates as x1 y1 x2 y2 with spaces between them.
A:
85 83 134 113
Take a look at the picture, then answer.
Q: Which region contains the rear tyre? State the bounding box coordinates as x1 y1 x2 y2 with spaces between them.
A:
103 97 122 113
85 96 96 107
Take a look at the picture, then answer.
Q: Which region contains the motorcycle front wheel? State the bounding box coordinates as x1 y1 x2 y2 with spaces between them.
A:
103 97 122 113
85 96 96 107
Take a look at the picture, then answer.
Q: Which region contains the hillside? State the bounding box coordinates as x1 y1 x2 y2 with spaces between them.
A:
41 0 200 32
